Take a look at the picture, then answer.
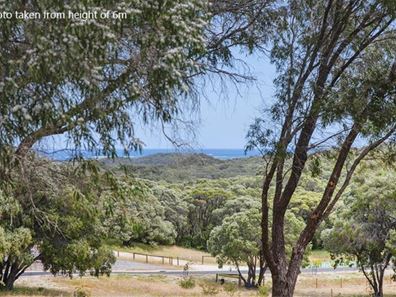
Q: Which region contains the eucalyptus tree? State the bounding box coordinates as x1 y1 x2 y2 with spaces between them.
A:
208 208 306 288
208 209 264 288
245 1 396 295
102 179 178 246
322 172 396 297
0 157 116 290
0 0 210 288
0 0 210 161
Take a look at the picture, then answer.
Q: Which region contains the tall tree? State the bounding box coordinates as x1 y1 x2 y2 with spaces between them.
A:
246 1 396 295
0 0 210 288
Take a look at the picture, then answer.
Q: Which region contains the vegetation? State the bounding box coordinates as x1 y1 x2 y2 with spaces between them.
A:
7 273 395 297
0 0 269 286
0 0 209 159
0 286 69 296
0 0 210 288
244 1 396 295
1 0 396 295
179 277 196 289
322 171 396 297
101 153 262 182
0 157 115 290
207 209 264 287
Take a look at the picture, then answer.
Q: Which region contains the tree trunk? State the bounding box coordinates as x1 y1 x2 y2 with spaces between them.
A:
373 291 383 297
373 265 384 297
271 273 296 297
361 264 385 297
269 248 302 297
372 283 383 297
245 264 256 288
0 257 37 291
257 261 267 286
1 264 18 291
376 277 384 297
4 274 16 290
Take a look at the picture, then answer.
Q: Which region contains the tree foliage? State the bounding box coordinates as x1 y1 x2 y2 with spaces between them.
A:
102 179 178 245
208 209 264 287
322 171 396 297
0 157 115 290
0 0 208 159
244 0 396 295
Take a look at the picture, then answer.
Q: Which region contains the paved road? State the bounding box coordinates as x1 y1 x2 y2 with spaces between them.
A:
113 259 172 271
23 258 360 277
24 249 363 277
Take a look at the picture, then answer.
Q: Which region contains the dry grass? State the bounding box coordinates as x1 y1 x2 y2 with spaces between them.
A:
308 250 331 265
0 287 70 297
295 272 396 297
17 274 257 297
7 272 396 297
115 245 334 267
114 244 218 265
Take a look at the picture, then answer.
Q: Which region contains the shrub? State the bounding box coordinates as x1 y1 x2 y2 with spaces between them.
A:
223 282 238 295
200 282 220 295
73 287 91 297
179 277 196 289
257 285 271 297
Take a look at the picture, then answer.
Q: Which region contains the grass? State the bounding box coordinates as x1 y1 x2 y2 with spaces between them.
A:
294 272 396 297
113 243 333 267
309 250 332 265
0 286 70 296
112 243 334 267
112 243 218 264
8 272 396 297
50 274 256 297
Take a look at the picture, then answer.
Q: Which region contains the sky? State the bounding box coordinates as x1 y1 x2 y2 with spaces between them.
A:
137 54 277 149
43 53 277 152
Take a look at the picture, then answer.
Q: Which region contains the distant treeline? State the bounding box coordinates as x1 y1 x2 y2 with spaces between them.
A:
102 151 393 251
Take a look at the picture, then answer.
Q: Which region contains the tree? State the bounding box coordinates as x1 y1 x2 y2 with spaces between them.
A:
208 208 306 288
0 157 115 290
0 0 278 161
322 172 396 297
207 209 265 287
212 195 261 226
0 0 210 161
245 1 396 295
102 178 177 245
151 184 189 244
184 186 230 249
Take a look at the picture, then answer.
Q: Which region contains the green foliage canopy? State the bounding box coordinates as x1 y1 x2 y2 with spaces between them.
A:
0 0 208 158
322 171 396 297
0 157 115 290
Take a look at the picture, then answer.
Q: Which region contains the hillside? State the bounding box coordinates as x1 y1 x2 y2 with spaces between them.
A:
100 153 263 182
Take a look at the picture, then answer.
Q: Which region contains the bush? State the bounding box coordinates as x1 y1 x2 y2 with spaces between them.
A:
73 287 91 297
223 282 238 295
257 285 271 297
179 277 196 289
200 282 220 295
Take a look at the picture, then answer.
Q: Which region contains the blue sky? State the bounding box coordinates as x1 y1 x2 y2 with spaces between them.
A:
138 54 276 149
43 53 276 152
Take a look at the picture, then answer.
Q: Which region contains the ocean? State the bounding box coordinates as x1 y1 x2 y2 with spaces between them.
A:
43 148 261 161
